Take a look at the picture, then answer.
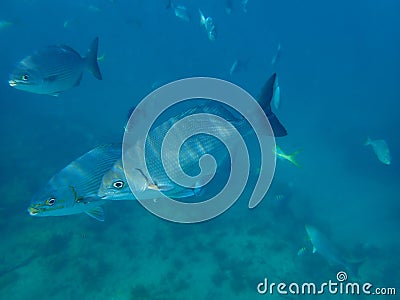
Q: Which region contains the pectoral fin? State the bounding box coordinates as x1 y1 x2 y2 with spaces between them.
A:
169 188 196 198
148 183 174 192
74 73 83 86
85 206 105 222
45 75 58 82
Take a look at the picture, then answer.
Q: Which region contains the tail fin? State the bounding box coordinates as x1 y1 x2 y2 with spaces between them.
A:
364 136 372 146
348 260 364 278
86 37 103 80
287 150 302 168
258 73 287 137
199 10 206 26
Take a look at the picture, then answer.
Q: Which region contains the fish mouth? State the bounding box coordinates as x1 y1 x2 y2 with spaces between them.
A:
28 206 39 216
8 80 17 87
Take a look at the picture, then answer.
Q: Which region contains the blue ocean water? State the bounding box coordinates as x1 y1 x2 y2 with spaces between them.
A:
0 0 399 299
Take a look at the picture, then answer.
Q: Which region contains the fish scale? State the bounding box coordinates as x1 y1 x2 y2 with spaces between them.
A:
141 103 244 184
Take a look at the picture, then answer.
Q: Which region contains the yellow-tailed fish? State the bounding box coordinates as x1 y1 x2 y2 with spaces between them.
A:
28 144 121 221
274 145 301 167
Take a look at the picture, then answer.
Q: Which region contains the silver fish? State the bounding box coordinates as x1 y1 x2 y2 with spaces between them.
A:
63 18 79 29
199 10 217 41
225 0 233 15
305 225 363 276
229 60 239 76
9 37 102 96
28 144 121 221
241 0 249 13
99 74 288 201
271 43 281 66
297 246 307 256
101 104 237 201
364 137 391 165
166 1 191 22
229 58 249 76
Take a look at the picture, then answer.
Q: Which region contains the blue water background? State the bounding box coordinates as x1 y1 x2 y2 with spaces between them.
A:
0 0 399 299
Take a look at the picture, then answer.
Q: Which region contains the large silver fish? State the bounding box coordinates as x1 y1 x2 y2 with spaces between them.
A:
99 73 287 201
99 104 238 201
9 37 102 96
305 225 363 276
28 144 121 221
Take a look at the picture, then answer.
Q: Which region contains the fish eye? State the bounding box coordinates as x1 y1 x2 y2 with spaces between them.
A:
21 74 29 81
46 197 56 206
112 180 124 189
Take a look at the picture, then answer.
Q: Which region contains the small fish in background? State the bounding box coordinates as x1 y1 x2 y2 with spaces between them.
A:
274 145 302 167
364 137 391 165
28 144 122 221
97 53 106 62
9 37 103 96
297 246 307 256
0 20 13 30
225 0 233 15
63 18 79 29
151 80 162 90
274 193 286 202
166 1 191 22
229 60 239 75
229 58 250 76
272 74 281 109
199 10 217 41
269 191 292 212
241 0 249 13
305 225 363 277
271 43 282 66
87 4 102 13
